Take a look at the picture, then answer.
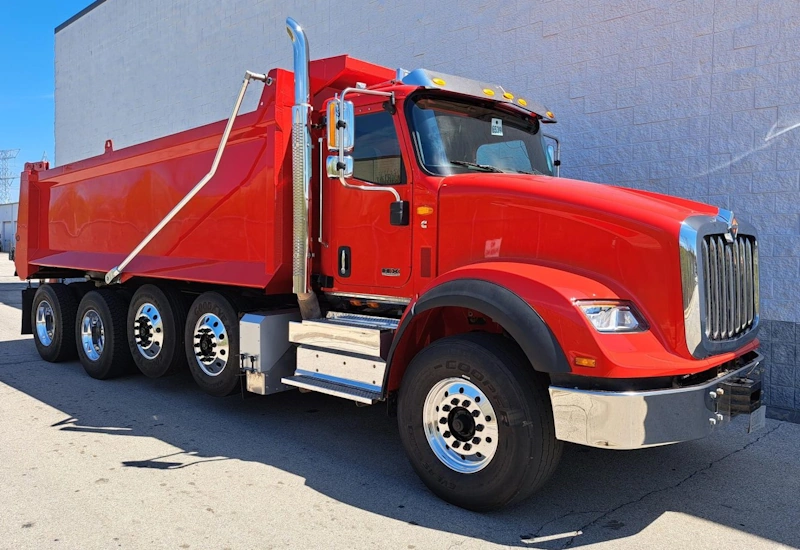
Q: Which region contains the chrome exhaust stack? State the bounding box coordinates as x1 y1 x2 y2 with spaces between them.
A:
286 17 321 320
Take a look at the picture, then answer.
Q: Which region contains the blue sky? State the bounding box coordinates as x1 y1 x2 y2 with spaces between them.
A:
0 1 94 198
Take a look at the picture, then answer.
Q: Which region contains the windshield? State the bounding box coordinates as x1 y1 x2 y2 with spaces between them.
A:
406 94 554 177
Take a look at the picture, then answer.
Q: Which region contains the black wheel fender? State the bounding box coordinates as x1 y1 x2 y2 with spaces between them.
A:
387 278 570 386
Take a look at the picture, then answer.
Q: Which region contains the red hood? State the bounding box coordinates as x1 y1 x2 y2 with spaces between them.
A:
436 173 718 355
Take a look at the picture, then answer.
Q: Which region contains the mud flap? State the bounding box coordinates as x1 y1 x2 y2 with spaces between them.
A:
21 287 35 335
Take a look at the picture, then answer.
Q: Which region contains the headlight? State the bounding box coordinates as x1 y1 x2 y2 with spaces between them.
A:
576 301 647 333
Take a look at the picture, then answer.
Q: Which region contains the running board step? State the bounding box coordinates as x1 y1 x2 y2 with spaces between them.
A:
281 375 382 405
288 312 398 357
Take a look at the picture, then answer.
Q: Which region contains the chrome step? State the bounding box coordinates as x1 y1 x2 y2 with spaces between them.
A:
288 313 398 357
281 375 382 405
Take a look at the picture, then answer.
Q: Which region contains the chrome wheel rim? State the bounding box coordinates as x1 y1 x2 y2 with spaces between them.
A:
81 309 105 361
35 299 55 346
133 302 164 360
422 377 499 474
192 313 229 376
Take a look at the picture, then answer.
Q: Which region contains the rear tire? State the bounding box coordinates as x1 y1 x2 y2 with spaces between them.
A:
127 284 188 378
32 283 78 362
184 292 240 397
75 290 133 379
397 333 562 511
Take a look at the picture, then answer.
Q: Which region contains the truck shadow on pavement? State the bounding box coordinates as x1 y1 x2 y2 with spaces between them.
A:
0 337 797 549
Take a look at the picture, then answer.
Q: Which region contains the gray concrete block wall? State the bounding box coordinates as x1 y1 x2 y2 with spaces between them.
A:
55 0 800 412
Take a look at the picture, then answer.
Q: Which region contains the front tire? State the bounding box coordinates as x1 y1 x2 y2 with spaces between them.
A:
184 292 240 397
75 290 133 379
32 283 78 362
397 333 562 511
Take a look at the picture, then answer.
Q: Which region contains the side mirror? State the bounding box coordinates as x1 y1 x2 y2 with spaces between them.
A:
326 155 353 178
326 99 355 179
327 99 354 152
542 134 561 177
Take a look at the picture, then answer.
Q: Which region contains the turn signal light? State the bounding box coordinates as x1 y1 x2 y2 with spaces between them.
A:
574 357 597 368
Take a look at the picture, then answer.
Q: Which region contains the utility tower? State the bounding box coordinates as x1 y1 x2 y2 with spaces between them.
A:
0 149 20 204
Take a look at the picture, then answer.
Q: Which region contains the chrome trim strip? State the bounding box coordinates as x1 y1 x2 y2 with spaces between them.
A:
549 353 762 449
326 292 411 306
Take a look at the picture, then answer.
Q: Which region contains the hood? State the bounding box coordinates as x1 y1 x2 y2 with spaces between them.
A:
436 173 719 355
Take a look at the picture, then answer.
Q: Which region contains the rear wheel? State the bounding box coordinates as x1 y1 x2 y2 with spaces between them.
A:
75 290 133 379
184 292 240 397
31 283 78 362
127 284 188 378
397 333 562 511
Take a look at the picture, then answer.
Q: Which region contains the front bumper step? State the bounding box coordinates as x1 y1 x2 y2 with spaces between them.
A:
549 352 764 450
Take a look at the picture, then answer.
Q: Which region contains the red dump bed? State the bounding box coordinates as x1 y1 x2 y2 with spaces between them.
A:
15 56 395 291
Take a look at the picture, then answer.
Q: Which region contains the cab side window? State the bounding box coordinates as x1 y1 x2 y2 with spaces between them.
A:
353 111 405 185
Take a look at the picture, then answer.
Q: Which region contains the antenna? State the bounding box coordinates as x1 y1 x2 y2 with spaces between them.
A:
41 150 49 163
0 149 20 204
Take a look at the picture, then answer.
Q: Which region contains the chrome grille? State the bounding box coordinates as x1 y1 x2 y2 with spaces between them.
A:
701 234 758 341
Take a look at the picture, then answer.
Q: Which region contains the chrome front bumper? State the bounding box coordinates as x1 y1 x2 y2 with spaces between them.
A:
548 353 764 450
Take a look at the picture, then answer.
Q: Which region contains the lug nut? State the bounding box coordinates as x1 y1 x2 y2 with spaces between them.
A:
461 400 471 407
451 398 460 406
442 405 451 412
439 418 447 425
472 437 481 444
463 443 472 451
452 441 461 449
476 424 484 432
472 410 480 417
443 431 451 438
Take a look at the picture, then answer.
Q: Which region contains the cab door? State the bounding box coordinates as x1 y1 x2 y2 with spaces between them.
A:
321 103 412 291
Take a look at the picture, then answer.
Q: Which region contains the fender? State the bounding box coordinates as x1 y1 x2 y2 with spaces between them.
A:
384 262 621 391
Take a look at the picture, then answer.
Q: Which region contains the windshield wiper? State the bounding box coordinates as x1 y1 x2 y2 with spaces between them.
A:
512 168 547 176
450 160 503 173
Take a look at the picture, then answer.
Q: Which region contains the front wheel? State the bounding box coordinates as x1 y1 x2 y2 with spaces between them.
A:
397 333 562 511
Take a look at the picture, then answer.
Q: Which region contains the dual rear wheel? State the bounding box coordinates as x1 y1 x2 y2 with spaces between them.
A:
30 283 240 396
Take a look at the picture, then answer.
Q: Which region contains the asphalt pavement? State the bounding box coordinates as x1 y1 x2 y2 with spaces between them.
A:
1 254 798 550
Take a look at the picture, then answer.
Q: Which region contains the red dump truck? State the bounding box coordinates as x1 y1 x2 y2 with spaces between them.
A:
15 18 764 510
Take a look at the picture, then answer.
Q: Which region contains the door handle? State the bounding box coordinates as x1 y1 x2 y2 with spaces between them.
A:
338 246 351 277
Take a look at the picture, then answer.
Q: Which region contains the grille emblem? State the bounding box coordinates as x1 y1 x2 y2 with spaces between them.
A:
729 217 738 240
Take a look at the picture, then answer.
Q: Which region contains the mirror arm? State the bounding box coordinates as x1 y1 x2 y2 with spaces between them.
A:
335 87 400 200
336 173 400 201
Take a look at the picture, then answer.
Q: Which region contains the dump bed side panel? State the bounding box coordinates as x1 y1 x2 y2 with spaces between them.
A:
21 68 294 292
